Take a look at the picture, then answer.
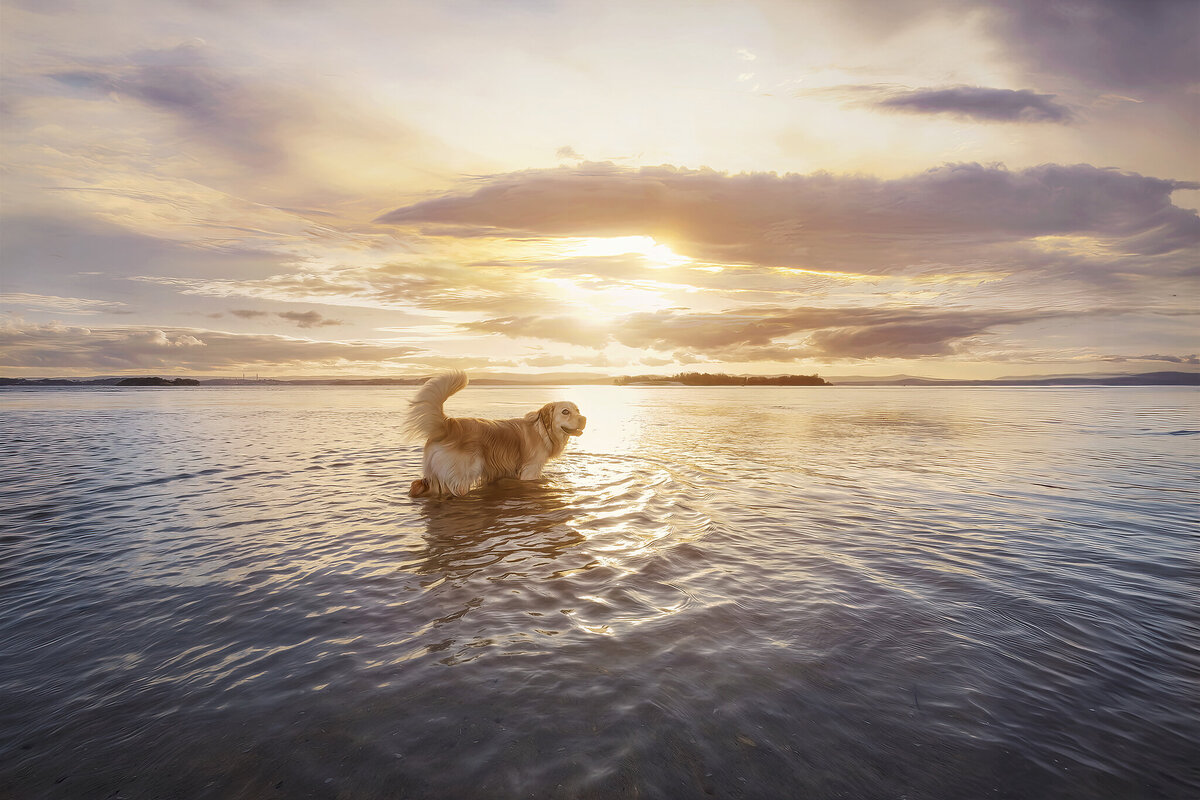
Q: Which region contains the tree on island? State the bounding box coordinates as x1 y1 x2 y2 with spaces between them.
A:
614 372 828 386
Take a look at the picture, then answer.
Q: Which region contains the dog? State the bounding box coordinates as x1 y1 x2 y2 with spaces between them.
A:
404 371 586 498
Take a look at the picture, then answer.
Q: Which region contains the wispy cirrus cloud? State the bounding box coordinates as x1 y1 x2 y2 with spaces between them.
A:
137 260 567 317
51 42 290 171
1 292 129 315
0 320 423 372
38 40 466 213
461 315 610 348
1099 353 1199 365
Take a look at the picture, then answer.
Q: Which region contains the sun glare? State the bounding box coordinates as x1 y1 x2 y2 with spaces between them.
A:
539 275 673 319
564 236 691 268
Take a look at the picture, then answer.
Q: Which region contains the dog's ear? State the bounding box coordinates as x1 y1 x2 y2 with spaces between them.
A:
539 403 555 433
525 403 557 432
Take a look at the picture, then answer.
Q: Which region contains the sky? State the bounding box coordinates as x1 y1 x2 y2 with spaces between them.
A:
1 0 1197 379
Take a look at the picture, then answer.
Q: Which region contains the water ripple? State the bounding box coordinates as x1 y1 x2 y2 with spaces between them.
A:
1 386 1197 799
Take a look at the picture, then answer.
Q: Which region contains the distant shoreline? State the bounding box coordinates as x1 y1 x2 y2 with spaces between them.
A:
2 370 1197 388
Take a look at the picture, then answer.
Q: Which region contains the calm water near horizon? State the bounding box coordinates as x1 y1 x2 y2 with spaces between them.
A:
1 385 1197 799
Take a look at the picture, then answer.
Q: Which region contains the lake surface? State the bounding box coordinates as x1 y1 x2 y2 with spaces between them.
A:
1 385 1197 799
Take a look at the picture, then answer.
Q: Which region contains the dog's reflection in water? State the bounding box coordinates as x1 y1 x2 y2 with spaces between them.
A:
413 478 588 582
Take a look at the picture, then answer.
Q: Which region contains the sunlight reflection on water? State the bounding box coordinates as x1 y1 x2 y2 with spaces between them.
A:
1 385 1197 799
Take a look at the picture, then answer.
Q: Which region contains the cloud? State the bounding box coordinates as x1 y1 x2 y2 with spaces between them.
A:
457 304 1076 361
276 310 345 328
815 0 1200 94
42 41 463 209
984 0 1200 92
521 352 613 368
378 162 1199 277
0 213 289 282
51 42 292 171
139 259 565 316
0 320 423 372
460 315 610 348
852 85 1075 123
231 308 344 327
2 292 128 315
613 305 1059 359
1100 353 1199 365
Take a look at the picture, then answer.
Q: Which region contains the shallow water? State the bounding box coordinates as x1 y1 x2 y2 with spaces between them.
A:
1 385 1197 799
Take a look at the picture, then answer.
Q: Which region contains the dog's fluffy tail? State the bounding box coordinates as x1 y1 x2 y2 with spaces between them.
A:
403 370 468 440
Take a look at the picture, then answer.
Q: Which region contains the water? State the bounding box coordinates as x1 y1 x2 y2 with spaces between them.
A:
1 385 1197 799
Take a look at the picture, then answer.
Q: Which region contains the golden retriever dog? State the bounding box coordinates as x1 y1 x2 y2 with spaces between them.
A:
405 371 586 498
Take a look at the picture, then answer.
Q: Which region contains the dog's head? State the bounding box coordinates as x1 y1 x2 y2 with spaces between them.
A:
527 401 587 438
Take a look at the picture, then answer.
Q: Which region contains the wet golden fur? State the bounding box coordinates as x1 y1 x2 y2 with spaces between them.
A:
405 371 586 498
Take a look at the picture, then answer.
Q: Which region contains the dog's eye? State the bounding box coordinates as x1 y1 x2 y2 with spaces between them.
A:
561 408 570 415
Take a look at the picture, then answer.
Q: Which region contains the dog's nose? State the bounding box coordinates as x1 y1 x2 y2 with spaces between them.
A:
578 416 587 428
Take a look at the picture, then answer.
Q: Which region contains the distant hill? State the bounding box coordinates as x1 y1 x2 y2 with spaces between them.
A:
614 371 829 386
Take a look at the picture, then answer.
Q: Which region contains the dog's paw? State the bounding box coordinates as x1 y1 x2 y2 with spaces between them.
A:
409 478 429 497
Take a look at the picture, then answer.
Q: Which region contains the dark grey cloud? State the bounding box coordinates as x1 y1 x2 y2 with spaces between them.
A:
815 0 1200 94
867 85 1074 123
231 309 345 327
276 310 345 328
986 0 1200 92
378 163 1199 276
0 320 422 371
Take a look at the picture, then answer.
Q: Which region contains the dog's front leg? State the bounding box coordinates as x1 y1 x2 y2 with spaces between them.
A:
518 464 543 481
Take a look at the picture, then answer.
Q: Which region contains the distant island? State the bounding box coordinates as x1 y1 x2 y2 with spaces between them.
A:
116 377 200 386
614 372 829 386
0 376 200 387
